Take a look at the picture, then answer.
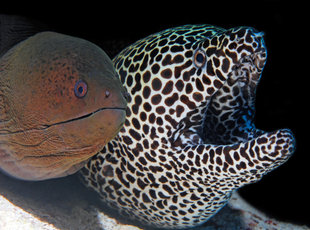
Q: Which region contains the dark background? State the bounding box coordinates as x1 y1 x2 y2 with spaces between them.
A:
2 1 307 226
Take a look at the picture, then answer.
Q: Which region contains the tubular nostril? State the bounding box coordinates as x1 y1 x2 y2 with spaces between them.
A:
122 91 130 102
254 31 265 38
105 90 110 98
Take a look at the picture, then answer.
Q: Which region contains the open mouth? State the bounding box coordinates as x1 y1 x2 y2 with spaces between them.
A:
199 50 267 145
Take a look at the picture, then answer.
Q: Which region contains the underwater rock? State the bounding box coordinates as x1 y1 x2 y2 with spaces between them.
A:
0 173 308 230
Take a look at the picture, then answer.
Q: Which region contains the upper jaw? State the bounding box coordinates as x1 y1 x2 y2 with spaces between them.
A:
231 47 267 83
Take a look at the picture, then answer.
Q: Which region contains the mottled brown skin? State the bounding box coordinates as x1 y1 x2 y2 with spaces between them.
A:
0 32 127 180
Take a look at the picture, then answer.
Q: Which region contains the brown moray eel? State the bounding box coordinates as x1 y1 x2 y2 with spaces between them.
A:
0 31 127 181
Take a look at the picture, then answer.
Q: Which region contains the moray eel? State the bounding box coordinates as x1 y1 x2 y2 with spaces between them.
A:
0 31 127 181
81 25 296 229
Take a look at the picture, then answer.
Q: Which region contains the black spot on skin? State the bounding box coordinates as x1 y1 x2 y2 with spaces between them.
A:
126 107 131 117
126 174 136 183
156 200 165 209
133 188 141 198
174 36 186 44
133 52 144 62
126 75 133 87
145 152 156 162
222 58 230 73
213 57 220 67
165 115 178 128
161 68 172 79
206 60 215 76
224 149 234 165
150 48 159 60
145 41 158 52
149 113 156 124
190 193 200 201
180 95 196 109
109 179 122 190
134 95 142 106
143 71 151 83
140 54 149 71
185 83 193 94
150 189 157 199
152 78 162 91
170 45 184 52
195 78 204 91
129 63 139 73
213 79 223 89
131 73 142 95
234 152 240 161
162 80 174 94
124 57 131 68
229 42 237 50
193 92 203 102
138 156 147 165
151 140 160 149
119 68 127 84
122 136 133 145
237 44 254 53
132 118 141 130
163 184 175 195
149 165 163 173
211 37 218 46
143 102 152 112
143 139 149 149
216 157 223 165
175 80 184 92
237 29 246 38
172 54 184 63
151 94 162 105
160 46 169 54
137 178 147 189
225 49 238 63
176 105 184 117
151 64 160 74
142 86 151 99
142 193 152 203
162 54 172 66
159 38 168 46
159 176 168 183
257 137 268 144
156 106 166 114
142 124 149 135
216 69 225 81
132 104 139 115
150 127 159 139
202 74 211 85
165 93 179 106
207 87 215 95
206 47 216 56
129 129 141 141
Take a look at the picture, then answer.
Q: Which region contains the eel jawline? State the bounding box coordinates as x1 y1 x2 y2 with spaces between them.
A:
40 107 126 129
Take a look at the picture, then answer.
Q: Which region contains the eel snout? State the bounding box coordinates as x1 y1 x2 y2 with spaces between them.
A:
197 29 295 185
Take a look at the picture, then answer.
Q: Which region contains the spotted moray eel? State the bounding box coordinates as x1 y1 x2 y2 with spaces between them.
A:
81 25 296 229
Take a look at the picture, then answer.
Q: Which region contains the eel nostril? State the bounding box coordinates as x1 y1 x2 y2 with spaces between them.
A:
105 90 110 98
123 91 130 102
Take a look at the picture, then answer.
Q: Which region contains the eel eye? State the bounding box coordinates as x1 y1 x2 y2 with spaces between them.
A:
74 80 88 98
194 49 206 68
